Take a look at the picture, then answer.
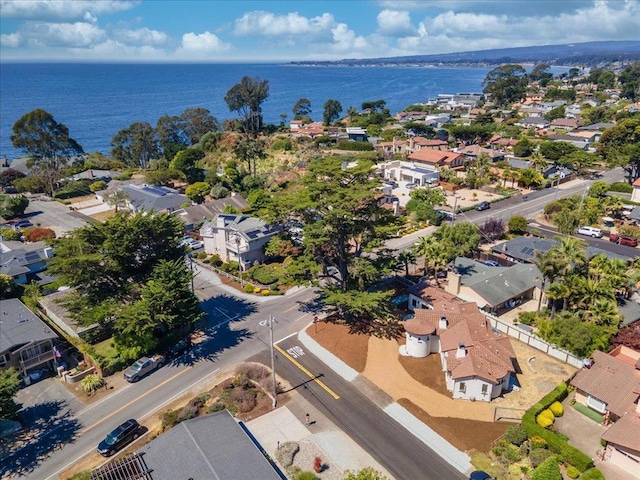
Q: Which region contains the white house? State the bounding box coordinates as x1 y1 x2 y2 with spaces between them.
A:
400 301 516 402
199 214 281 270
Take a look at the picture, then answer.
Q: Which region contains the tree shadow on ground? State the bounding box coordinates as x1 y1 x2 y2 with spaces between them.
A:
1 400 81 478
295 289 326 315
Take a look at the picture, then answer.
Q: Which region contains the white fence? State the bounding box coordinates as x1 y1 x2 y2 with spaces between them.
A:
481 312 586 369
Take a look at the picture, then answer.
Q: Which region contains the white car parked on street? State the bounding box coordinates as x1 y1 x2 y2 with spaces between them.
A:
577 226 603 238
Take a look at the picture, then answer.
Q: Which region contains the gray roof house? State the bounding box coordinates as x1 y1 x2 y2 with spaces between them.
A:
200 214 281 269
121 184 190 213
172 195 250 231
0 298 58 378
444 257 542 313
0 241 54 285
135 410 281 480
492 236 632 263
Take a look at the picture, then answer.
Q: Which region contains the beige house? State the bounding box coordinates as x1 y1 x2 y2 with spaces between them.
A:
571 347 640 478
401 302 516 402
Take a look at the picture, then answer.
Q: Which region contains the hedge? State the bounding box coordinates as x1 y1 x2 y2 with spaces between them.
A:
335 141 374 151
521 383 593 472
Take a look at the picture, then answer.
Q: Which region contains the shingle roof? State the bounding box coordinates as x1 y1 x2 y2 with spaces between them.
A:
571 350 640 418
121 184 189 213
492 237 631 263
601 413 640 451
0 298 58 353
412 303 515 384
137 410 281 480
172 195 250 227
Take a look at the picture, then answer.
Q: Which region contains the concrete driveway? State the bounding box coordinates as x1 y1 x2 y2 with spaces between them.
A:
23 198 93 236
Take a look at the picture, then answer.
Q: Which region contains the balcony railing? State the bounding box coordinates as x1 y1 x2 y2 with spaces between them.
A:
20 350 55 370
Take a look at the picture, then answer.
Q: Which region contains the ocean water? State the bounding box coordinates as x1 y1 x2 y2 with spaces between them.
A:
0 63 495 159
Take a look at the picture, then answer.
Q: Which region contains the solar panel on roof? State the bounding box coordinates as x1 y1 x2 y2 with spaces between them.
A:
24 251 41 262
143 186 168 196
522 247 535 255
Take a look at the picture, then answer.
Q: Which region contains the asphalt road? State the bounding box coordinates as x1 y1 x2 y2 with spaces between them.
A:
267 336 466 480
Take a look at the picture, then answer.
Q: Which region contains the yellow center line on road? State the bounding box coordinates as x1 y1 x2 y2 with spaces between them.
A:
77 366 193 437
274 343 340 400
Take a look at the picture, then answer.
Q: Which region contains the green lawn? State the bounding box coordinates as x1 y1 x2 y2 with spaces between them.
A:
93 338 118 361
573 402 604 423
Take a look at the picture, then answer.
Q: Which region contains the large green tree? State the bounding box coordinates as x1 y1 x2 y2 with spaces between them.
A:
482 64 528 106
292 98 312 120
110 121 159 169
0 194 28 218
0 368 21 420
600 118 640 183
323 99 343 125
276 157 398 335
619 62 640 101
233 136 267 177
11 109 84 196
224 76 269 137
169 148 205 183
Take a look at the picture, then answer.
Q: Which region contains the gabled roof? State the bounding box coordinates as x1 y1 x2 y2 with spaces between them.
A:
571 350 640 418
458 145 504 160
407 149 461 165
0 298 58 354
121 184 189 213
410 303 515 384
450 257 541 307
200 214 281 242
492 236 631 263
172 195 250 227
0 241 51 278
137 410 281 480
602 413 640 451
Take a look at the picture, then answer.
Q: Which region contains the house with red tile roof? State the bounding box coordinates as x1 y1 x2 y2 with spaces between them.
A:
457 144 505 163
401 301 516 402
570 347 640 478
407 149 464 168
405 137 449 153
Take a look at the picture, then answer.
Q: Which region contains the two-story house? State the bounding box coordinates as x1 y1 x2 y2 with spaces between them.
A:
199 214 281 270
0 298 59 381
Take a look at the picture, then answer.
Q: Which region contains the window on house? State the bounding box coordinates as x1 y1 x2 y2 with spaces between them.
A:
0 353 8 367
587 395 607 414
459 382 466 393
481 384 488 395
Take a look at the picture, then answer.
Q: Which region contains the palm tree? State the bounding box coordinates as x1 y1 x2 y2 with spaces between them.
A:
585 298 620 327
545 283 570 318
532 250 564 314
552 237 587 275
415 235 448 281
501 167 512 187
347 106 358 123
573 276 616 310
397 249 417 277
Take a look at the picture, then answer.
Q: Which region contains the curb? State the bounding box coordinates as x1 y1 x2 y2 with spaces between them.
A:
298 322 472 475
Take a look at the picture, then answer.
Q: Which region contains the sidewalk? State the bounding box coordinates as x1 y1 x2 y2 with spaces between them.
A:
246 394 392 479
298 326 472 475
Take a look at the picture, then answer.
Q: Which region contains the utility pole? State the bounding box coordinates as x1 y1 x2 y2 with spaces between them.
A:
188 253 195 293
260 315 278 408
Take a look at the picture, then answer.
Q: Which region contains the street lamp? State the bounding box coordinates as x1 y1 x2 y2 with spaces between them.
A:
259 315 278 408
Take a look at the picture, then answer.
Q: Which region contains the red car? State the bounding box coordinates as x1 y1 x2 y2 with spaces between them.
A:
609 233 638 247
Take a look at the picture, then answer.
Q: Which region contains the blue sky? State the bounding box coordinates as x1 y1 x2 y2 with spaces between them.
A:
1 0 638 62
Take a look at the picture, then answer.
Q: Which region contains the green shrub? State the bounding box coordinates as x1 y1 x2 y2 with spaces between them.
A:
531 456 561 480
244 284 254 293
530 448 553 468
536 409 555 428
504 425 529 446
89 180 107 192
208 402 225 413
192 392 211 408
250 264 279 285
566 465 580 479
196 252 207 260
295 471 318 480
518 311 539 326
522 383 593 472
608 182 633 193
80 373 105 394
581 468 605 480
276 441 300 467
530 436 547 449
161 409 180 430
0 227 22 241
335 141 374 151
549 401 564 417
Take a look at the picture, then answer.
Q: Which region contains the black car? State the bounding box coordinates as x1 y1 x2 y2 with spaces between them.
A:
165 338 191 359
97 419 141 456
469 471 492 480
475 201 490 211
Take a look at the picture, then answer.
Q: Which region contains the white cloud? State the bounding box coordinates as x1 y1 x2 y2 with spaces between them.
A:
20 21 106 47
233 10 334 40
176 31 230 56
115 27 167 46
0 0 138 20
396 0 640 54
0 32 22 47
377 10 416 37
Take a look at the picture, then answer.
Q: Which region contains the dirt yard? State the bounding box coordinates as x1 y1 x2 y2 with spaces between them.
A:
306 320 576 453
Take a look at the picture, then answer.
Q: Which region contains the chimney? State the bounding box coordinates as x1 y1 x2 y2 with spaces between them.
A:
456 343 466 359
445 272 461 296
439 315 448 330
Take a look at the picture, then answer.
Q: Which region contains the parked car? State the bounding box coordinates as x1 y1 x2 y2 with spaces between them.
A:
577 226 604 238
609 232 638 247
12 220 34 229
165 338 191 359
384 180 398 188
179 236 204 250
475 201 490 211
405 182 417 189
469 472 492 480
97 419 141 457
483 260 501 267
123 354 165 382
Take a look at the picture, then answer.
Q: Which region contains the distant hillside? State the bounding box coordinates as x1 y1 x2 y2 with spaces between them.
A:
294 41 640 67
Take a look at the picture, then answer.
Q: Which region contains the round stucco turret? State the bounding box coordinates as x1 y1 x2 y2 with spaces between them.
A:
401 318 436 358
